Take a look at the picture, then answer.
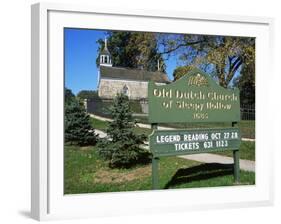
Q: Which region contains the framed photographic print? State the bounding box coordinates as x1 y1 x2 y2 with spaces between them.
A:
31 2 274 221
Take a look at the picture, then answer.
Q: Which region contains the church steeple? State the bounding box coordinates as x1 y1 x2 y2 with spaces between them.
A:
99 38 112 67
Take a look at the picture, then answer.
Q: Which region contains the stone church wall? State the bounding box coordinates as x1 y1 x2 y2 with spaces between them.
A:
98 79 148 100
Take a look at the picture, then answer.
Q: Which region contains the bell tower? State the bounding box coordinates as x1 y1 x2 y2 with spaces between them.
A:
99 38 112 67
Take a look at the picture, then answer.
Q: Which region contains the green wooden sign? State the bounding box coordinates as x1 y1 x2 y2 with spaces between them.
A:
148 69 241 189
149 127 241 158
148 69 240 123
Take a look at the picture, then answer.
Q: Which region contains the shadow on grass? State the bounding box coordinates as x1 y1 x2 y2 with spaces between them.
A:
107 150 152 169
164 163 234 189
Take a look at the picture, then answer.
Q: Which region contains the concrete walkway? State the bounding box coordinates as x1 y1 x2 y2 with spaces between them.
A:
179 154 255 172
93 125 255 173
95 129 107 138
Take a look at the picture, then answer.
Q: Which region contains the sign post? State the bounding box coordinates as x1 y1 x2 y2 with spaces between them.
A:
151 123 159 189
232 122 240 183
148 69 241 189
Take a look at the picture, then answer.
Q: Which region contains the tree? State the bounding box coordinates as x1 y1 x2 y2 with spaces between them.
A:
97 93 149 168
77 90 99 100
158 34 255 88
65 87 75 104
96 31 166 72
172 65 197 80
203 36 255 88
65 88 98 146
233 63 255 106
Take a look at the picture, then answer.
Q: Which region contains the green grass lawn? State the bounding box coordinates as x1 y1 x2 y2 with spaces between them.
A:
90 116 108 131
90 117 152 136
215 141 255 161
90 117 255 161
64 145 255 194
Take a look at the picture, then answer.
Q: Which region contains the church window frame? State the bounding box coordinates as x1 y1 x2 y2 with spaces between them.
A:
122 85 129 96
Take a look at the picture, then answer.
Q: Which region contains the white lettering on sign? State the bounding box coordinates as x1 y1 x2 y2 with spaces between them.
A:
231 132 238 138
215 140 228 147
152 130 239 154
156 135 181 143
175 142 200 151
183 133 208 141
203 141 213 148
211 133 221 140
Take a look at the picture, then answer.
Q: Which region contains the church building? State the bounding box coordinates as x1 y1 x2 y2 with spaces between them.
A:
97 39 170 100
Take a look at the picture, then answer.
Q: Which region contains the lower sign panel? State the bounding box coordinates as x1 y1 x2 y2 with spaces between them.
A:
149 128 241 157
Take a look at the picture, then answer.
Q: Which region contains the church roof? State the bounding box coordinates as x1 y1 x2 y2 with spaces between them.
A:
100 48 111 56
100 38 111 56
100 66 170 83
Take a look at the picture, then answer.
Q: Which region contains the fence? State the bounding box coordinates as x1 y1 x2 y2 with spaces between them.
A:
240 104 255 120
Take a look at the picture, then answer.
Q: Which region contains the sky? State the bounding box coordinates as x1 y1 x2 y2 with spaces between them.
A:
64 28 179 95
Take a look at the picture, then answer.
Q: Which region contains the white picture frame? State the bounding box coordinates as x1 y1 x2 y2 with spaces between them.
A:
31 2 274 221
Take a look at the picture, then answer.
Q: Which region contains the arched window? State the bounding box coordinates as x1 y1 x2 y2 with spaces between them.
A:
122 85 129 96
